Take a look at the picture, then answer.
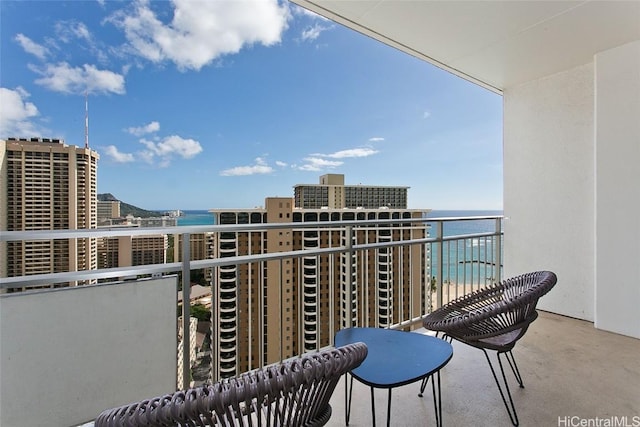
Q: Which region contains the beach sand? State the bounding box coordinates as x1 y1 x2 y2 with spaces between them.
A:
431 281 494 306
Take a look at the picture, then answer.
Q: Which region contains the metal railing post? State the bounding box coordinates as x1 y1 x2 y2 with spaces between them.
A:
436 221 444 309
346 225 354 328
181 233 191 389
494 218 502 283
279 258 284 361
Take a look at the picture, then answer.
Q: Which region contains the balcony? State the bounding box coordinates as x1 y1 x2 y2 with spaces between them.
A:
2 216 638 426
323 312 640 426
2 0 638 423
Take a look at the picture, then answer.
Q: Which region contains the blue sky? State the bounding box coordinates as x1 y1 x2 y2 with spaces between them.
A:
0 0 503 211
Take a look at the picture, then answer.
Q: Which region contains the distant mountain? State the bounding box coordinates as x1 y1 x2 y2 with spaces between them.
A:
98 193 163 218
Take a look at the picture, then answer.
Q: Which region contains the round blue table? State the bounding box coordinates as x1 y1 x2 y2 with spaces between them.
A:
335 327 453 427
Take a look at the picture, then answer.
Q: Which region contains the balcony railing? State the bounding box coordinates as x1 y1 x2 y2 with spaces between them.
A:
0 215 502 426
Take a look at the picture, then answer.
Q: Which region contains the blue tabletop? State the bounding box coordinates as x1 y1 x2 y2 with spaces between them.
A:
335 327 453 388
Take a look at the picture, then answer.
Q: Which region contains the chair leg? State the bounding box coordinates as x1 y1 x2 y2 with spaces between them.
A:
504 350 525 388
481 349 520 426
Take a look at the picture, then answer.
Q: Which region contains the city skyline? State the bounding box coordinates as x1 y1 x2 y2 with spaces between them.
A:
0 0 503 211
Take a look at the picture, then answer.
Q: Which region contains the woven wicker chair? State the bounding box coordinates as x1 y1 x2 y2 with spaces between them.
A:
95 342 367 427
422 270 557 426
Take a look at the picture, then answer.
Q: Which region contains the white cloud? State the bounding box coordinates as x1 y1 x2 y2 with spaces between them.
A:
104 145 135 163
275 160 288 167
137 149 155 164
110 0 290 71
73 22 91 41
15 34 49 60
140 135 203 164
297 146 378 171
220 157 274 176
301 23 331 42
324 148 379 159
0 87 44 137
126 121 160 136
298 157 343 171
423 111 432 119
369 137 384 142
30 62 125 95
55 21 92 43
104 134 202 167
53 21 109 64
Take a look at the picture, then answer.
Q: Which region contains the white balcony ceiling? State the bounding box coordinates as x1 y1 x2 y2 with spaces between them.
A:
291 0 640 93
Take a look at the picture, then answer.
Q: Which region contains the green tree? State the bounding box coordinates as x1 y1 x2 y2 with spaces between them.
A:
430 276 437 293
190 269 206 286
167 234 174 263
190 304 211 321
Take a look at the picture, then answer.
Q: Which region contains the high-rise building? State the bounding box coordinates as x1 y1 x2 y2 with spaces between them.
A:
173 232 215 282
97 229 168 271
209 195 429 379
294 173 409 209
0 138 99 289
97 200 121 222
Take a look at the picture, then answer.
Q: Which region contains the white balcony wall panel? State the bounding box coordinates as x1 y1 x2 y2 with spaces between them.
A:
0 276 177 427
594 40 640 339
504 62 595 321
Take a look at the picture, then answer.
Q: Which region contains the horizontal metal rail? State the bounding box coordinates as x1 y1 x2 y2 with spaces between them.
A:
0 218 428 241
0 231 498 289
0 216 501 290
0 216 499 241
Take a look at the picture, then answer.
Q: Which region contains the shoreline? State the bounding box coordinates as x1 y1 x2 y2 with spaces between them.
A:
432 282 495 304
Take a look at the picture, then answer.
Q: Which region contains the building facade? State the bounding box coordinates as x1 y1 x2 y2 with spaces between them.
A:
97 200 120 223
97 232 168 270
173 232 215 283
209 197 429 379
0 138 99 288
294 174 409 209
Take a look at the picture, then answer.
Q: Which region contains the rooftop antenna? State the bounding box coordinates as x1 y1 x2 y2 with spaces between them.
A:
84 90 89 148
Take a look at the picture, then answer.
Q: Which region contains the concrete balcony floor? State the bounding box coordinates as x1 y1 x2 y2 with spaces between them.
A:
325 311 640 426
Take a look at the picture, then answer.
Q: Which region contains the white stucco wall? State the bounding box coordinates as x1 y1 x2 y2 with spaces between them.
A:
503 63 595 321
0 276 178 427
594 40 640 338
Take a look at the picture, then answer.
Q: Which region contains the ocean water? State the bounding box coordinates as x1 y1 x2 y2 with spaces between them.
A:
426 210 504 286
177 210 215 226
